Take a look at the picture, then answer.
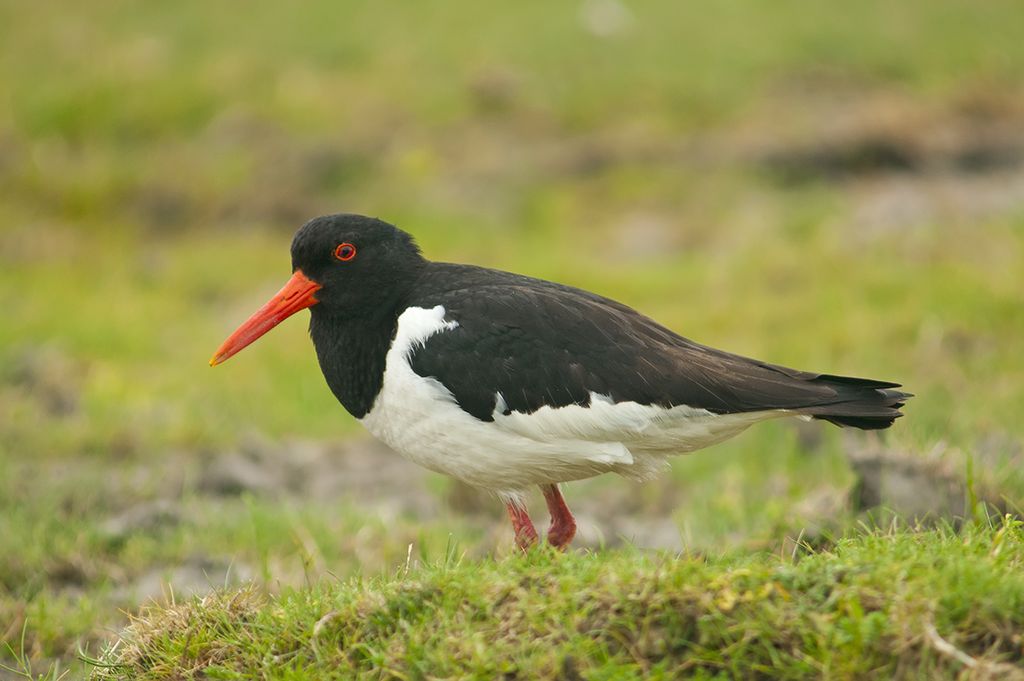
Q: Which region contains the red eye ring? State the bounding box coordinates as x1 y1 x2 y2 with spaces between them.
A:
334 243 357 261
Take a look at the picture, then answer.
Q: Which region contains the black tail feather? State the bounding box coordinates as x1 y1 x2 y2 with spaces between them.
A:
799 381 911 430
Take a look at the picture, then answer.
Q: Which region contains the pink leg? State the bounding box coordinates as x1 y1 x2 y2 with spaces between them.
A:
505 501 539 551
542 484 577 549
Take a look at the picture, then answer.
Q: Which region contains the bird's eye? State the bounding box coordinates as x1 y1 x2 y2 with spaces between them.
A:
334 243 357 261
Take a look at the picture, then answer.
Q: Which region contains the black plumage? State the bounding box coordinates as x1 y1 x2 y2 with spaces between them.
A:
407 264 909 428
288 214 909 428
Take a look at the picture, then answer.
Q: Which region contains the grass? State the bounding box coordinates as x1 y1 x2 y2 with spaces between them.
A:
2 0 1024 678
92 519 1024 680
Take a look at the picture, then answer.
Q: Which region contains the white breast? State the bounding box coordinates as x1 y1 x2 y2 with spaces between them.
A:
360 305 784 499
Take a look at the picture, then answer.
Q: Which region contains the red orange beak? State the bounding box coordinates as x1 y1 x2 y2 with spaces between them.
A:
209 269 322 366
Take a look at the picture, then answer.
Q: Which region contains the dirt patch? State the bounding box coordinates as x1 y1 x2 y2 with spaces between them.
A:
845 438 1011 525
113 558 255 604
758 120 1024 184
741 86 1024 181
4 344 87 417
198 433 440 518
100 499 184 543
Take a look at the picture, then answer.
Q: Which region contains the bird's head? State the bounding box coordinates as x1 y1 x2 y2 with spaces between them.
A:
210 214 424 366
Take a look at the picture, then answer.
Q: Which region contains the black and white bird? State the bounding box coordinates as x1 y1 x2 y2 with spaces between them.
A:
211 214 910 550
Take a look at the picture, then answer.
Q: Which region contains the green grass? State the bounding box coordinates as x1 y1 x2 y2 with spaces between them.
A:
91 519 1024 680
2 0 1024 678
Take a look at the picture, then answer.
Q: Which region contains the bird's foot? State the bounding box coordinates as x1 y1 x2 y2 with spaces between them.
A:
542 484 577 550
505 501 538 551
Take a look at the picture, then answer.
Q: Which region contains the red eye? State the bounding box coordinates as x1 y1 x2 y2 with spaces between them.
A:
334 243 356 261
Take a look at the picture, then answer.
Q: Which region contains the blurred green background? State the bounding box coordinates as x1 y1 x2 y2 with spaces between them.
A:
2 0 1023 674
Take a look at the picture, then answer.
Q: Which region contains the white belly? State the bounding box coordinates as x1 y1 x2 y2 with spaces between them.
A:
360 306 784 498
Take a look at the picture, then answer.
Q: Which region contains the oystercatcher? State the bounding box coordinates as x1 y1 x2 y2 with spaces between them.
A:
211 214 909 550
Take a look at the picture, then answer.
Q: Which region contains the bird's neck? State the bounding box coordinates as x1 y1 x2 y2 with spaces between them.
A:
308 308 398 419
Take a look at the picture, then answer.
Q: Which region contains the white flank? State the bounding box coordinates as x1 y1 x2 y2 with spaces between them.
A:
361 305 785 498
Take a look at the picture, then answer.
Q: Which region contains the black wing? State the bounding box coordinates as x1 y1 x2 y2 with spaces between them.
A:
408 264 909 429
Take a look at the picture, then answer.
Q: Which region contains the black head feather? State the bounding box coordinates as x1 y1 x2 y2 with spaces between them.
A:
291 214 425 318
294 214 425 417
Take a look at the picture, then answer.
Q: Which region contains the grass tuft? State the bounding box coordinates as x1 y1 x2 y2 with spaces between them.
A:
92 520 1024 680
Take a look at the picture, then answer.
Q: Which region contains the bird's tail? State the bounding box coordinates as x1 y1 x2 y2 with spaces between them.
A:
795 374 911 430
